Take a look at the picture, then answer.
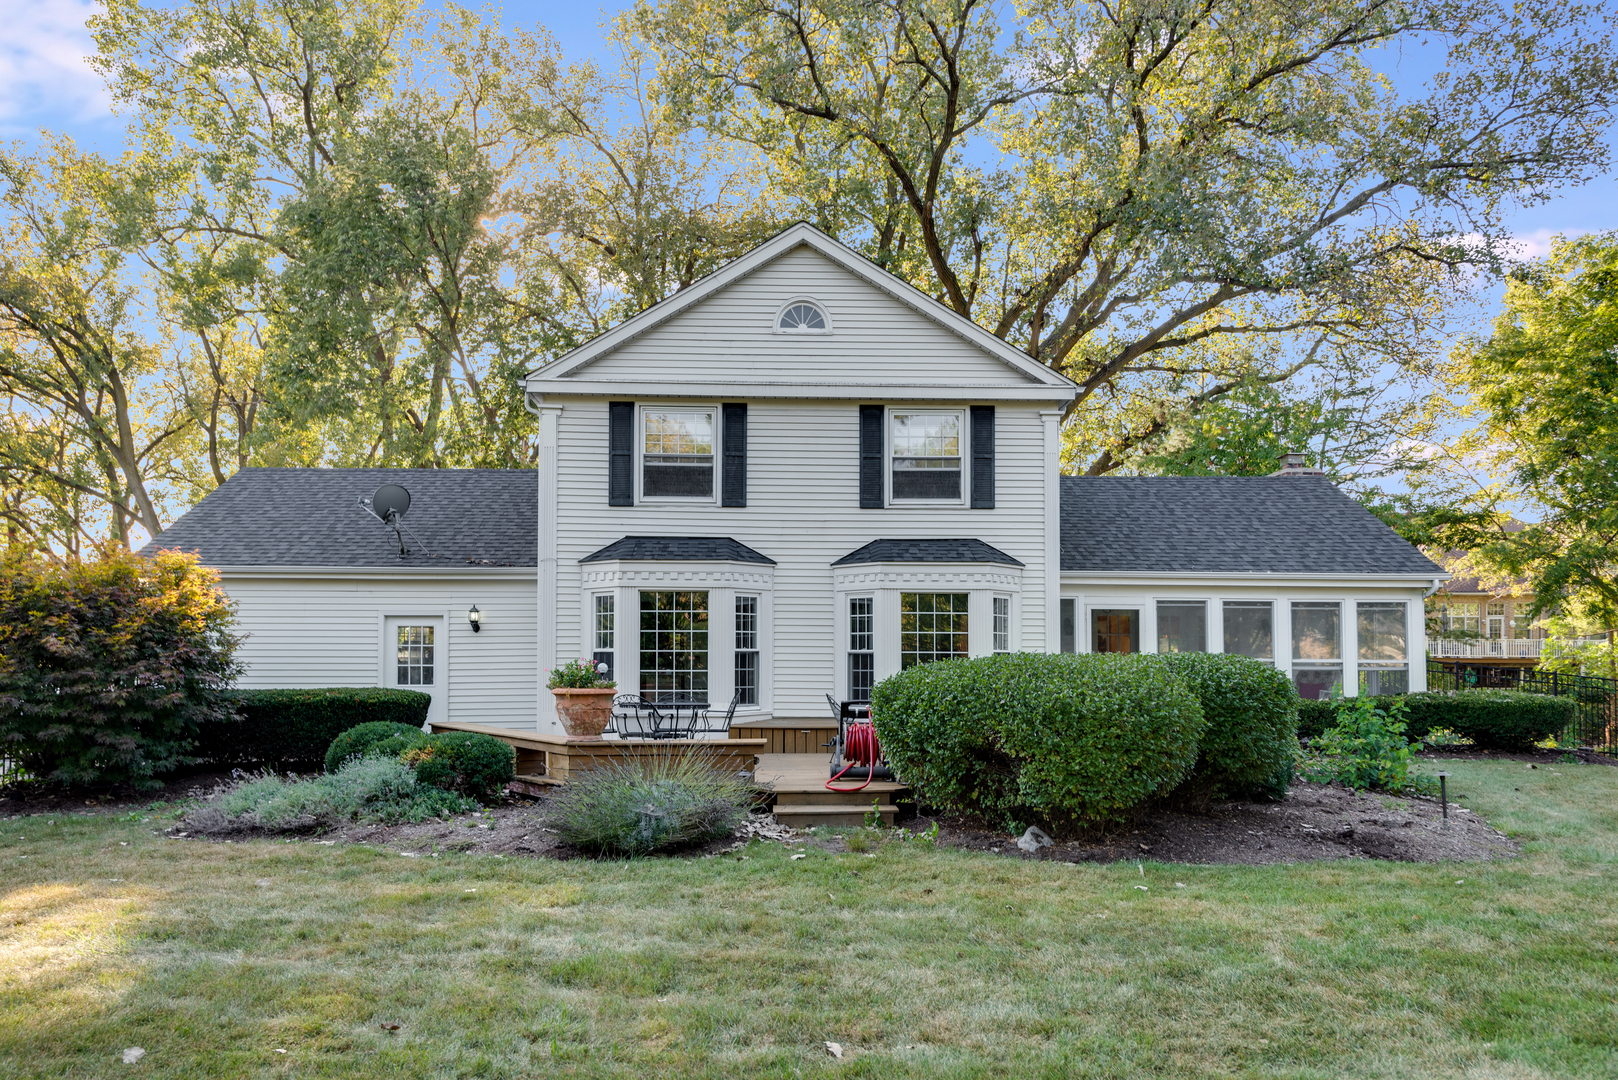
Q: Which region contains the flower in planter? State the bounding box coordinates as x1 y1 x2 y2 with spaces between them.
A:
547 657 615 690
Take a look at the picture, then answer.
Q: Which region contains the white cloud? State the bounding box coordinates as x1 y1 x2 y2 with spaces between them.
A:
1507 228 1587 263
0 0 111 125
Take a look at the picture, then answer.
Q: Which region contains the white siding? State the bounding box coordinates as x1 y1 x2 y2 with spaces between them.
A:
553 400 1052 720
221 573 538 730
560 247 1047 387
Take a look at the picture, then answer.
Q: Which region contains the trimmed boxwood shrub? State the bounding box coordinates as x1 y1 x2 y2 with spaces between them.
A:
403 732 515 801
324 721 424 773
1297 699 1338 740
1400 689 1574 750
193 688 432 767
1161 653 1300 802
870 653 1205 831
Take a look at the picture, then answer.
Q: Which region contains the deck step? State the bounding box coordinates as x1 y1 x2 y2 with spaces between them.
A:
774 803 898 827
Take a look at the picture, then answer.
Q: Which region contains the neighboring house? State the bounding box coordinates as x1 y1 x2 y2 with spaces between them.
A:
145 223 1447 732
1427 571 1548 664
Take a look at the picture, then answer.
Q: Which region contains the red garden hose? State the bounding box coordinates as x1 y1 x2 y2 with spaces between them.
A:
826 721 882 793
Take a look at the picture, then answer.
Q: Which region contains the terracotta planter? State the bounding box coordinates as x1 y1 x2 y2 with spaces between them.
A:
551 687 617 742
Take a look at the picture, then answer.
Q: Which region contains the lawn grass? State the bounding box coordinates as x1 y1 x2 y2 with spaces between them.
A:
2 759 1616 1079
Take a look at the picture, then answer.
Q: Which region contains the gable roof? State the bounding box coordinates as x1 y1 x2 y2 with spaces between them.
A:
832 538 1024 567
142 468 537 569
1060 476 1445 577
525 222 1077 398
579 536 776 564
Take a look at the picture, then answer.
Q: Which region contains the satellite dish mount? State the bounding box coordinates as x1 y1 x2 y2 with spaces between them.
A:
359 483 414 556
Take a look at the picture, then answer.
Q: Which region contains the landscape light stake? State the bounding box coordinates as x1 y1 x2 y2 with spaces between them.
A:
1438 772 1449 827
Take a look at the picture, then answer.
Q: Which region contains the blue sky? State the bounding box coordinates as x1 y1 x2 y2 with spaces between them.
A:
5 0 1613 295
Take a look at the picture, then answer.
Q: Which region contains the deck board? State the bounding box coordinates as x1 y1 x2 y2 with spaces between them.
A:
754 753 909 796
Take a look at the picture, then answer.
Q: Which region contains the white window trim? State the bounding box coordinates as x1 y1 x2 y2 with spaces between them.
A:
636 402 720 505
771 295 834 335
886 406 969 507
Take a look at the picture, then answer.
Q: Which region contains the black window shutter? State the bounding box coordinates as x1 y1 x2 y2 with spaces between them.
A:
859 405 884 508
721 402 747 507
608 401 634 506
971 405 995 508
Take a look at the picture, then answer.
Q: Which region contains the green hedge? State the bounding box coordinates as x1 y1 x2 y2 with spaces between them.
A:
324 721 425 773
1400 689 1574 750
1161 653 1300 801
1300 689 1575 750
193 688 432 767
870 653 1205 831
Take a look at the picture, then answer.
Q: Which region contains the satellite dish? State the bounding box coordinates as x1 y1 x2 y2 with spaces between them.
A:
370 484 411 522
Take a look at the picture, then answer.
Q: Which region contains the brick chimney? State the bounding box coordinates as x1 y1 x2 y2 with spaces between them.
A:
1271 451 1325 476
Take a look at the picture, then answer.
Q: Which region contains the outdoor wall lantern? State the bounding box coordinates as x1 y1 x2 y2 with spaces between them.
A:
467 605 482 633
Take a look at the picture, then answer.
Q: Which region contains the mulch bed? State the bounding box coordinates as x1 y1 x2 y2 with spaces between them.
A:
919 778 1516 865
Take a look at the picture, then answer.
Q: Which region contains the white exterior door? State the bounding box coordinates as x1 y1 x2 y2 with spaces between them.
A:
385 616 446 728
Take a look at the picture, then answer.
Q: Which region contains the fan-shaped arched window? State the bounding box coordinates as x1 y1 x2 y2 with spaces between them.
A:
777 301 829 333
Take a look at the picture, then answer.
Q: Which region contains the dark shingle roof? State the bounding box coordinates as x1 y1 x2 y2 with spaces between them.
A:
142 468 537 568
832 538 1024 567
580 536 776 564
1060 476 1444 576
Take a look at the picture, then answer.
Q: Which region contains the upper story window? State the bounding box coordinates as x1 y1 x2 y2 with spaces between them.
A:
776 300 830 333
891 411 962 501
642 409 714 498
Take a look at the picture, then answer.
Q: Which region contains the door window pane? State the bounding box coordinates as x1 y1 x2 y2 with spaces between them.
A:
848 597 875 701
639 591 708 700
1157 601 1207 654
642 410 714 497
890 413 962 500
1092 609 1139 654
1292 603 1341 660
1060 598 1076 654
1223 601 1273 659
900 593 969 668
396 625 434 686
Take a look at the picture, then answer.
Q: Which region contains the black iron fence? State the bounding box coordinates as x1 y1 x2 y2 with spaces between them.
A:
1427 660 1618 751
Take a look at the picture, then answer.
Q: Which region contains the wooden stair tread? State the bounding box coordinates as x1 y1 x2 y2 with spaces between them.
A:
773 803 898 814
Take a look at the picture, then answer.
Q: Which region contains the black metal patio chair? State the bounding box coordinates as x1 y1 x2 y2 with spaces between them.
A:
608 694 670 738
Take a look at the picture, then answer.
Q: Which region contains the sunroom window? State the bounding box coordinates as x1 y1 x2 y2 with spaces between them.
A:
1357 602 1409 696
1222 601 1273 661
642 410 714 498
1291 601 1341 700
891 412 961 500
1157 601 1206 653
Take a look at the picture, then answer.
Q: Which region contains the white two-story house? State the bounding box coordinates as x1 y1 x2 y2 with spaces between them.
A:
148 224 1446 735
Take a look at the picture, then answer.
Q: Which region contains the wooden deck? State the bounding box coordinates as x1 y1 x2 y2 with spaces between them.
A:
427 721 766 786
729 721 838 755
755 753 910 827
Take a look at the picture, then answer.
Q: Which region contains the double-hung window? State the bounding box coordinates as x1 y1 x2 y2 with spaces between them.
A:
992 596 1011 653
734 595 759 707
592 594 615 678
847 598 875 701
890 412 962 501
641 409 714 498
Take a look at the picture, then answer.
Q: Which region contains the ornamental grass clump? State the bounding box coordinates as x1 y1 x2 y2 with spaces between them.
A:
185 756 477 835
548 751 755 857
871 652 1205 832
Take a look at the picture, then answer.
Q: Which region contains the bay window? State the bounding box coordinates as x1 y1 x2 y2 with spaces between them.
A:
848 597 875 701
734 595 759 706
900 593 969 667
639 590 708 700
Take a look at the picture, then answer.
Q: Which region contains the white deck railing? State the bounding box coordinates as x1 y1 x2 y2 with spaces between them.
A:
1427 637 1545 659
